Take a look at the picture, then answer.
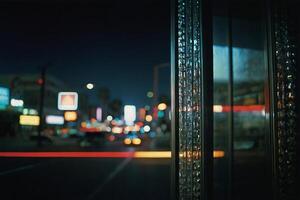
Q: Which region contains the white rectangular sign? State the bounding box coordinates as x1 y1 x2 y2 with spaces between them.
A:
46 115 64 125
58 92 78 111
124 105 136 125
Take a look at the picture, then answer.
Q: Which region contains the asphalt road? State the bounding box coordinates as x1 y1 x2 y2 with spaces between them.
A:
0 157 171 200
0 135 171 200
0 134 171 152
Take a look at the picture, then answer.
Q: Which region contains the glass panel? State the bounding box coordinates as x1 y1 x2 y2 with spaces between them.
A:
213 11 230 200
231 1 271 199
213 0 272 199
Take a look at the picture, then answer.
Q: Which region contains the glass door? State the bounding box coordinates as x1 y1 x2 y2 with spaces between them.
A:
213 0 273 199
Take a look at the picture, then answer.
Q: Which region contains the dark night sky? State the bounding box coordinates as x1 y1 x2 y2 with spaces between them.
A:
0 0 170 108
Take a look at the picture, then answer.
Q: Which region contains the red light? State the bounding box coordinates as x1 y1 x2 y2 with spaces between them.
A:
61 128 68 135
0 152 135 158
136 122 144 127
0 151 223 159
221 105 265 112
37 78 44 85
107 135 115 142
80 127 99 133
153 107 158 120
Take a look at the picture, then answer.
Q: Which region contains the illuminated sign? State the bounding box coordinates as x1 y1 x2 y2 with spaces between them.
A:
124 105 136 125
29 109 38 115
19 115 40 126
23 108 38 115
138 108 146 121
46 115 64 125
96 107 102 121
0 87 9 109
64 111 77 121
58 92 78 111
11 99 24 107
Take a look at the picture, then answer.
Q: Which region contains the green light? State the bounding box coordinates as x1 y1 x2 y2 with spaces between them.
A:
145 105 151 111
158 111 164 118
147 91 154 98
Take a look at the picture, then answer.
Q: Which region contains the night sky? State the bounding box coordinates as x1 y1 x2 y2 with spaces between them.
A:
0 0 170 108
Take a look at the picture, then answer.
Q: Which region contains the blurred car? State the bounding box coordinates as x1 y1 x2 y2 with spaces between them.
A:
123 134 142 146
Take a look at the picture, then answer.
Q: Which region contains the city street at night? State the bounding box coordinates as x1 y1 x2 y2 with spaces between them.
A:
0 157 171 200
0 0 299 199
0 134 171 200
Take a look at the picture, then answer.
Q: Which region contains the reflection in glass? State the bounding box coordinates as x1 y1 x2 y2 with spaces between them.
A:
213 0 272 199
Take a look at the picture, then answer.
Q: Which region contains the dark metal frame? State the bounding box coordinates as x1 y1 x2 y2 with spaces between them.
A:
171 0 297 199
266 0 278 199
200 1 214 199
170 0 179 199
226 1 234 199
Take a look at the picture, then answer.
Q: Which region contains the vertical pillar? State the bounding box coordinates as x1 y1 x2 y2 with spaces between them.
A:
173 0 213 199
271 0 297 199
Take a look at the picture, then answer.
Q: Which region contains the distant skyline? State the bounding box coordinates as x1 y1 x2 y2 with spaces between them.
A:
0 1 170 108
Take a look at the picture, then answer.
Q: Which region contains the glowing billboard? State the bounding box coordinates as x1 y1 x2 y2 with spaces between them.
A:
0 87 9 109
46 115 64 125
124 105 136 125
11 98 24 107
96 107 102 121
58 92 78 111
138 108 146 121
64 111 77 121
19 115 40 126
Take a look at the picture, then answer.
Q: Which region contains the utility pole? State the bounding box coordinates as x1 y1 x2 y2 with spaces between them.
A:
37 64 48 147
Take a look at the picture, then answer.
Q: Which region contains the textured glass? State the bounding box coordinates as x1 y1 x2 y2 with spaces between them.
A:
178 0 202 199
274 7 297 200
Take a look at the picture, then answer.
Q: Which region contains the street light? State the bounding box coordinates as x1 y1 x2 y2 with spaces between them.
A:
158 103 167 111
145 115 153 122
107 115 113 121
147 91 154 98
86 83 94 90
